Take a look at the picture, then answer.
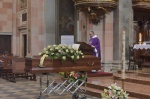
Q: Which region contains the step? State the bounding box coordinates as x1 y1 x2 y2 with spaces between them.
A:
138 72 150 77
87 76 150 99
82 81 138 99
80 86 102 98
113 73 150 85
87 71 113 77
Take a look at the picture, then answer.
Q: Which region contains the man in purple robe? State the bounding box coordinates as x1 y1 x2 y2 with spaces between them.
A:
88 31 101 58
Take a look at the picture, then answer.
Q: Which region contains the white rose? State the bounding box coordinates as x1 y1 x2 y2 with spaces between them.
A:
76 56 79 59
70 50 73 53
47 45 51 48
45 51 48 54
51 53 54 55
55 47 59 50
66 49 69 52
38 53 42 55
62 46 65 49
58 50 61 52
71 56 74 59
62 56 66 60
50 48 53 51
53 44 56 47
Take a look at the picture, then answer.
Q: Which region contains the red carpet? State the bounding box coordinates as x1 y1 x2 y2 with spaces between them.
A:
88 71 113 77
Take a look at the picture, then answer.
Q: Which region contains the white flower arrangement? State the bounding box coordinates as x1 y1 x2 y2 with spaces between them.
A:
101 83 129 99
38 44 84 66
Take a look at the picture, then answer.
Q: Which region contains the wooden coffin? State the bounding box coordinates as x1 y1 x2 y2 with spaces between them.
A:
25 55 101 74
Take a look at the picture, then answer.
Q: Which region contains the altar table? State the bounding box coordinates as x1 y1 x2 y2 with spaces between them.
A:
133 44 150 69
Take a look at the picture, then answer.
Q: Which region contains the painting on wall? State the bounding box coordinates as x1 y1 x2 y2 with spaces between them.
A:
59 0 74 35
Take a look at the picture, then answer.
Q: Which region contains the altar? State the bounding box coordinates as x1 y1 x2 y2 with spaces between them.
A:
133 44 150 70
133 44 150 59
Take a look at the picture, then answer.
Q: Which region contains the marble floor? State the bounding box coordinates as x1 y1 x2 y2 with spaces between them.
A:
0 73 99 99
0 69 149 99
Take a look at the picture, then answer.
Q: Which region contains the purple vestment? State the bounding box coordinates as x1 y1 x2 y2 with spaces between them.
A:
89 35 101 57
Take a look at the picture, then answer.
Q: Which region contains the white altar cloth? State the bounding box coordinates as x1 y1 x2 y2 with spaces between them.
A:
133 44 150 49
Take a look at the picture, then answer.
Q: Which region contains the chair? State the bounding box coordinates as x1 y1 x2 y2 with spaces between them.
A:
128 46 136 70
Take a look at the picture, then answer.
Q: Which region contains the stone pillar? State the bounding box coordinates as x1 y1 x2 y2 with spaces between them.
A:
113 0 133 63
30 0 45 55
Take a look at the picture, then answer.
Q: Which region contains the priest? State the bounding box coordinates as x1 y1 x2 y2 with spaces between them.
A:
88 31 101 58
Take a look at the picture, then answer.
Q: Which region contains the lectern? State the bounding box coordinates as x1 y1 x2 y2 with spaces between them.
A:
76 42 94 55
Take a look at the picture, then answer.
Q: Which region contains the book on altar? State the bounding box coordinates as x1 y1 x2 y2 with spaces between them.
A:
72 44 80 50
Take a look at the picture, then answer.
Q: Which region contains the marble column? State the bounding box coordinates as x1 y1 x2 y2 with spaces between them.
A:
113 0 133 63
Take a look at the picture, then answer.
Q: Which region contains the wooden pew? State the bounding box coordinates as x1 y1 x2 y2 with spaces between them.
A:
1 56 13 79
8 57 36 82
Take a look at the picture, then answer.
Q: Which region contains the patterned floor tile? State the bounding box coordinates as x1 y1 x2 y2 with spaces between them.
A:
0 73 99 99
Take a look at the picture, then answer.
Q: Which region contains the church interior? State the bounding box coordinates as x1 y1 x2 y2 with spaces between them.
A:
0 0 150 99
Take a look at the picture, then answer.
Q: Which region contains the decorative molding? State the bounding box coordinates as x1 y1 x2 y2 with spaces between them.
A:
0 32 13 35
132 0 150 9
73 0 118 25
73 0 118 8
18 9 27 26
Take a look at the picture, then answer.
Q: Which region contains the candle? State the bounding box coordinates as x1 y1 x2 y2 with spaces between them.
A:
122 31 126 79
139 33 142 42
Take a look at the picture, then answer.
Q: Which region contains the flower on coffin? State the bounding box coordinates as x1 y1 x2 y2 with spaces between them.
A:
39 44 84 62
59 71 85 83
101 83 129 99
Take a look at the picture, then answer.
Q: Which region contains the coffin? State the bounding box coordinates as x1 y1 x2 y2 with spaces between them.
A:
25 42 101 74
25 55 101 74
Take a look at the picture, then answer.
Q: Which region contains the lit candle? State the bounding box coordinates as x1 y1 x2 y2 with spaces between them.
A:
139 33 142 42
122 31 126 79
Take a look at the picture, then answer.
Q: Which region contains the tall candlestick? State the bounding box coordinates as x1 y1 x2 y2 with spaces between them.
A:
122 31 126 79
